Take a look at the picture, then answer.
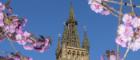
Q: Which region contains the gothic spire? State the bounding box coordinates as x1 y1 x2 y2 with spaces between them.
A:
66 3 78 26
62 3 80 48
69 3 75 20
82 26 89 51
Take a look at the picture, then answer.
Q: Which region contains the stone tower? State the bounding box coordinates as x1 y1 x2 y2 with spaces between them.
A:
56 4 90 60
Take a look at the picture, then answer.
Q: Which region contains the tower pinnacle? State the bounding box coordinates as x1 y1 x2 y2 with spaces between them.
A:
56 34 61 58
82 26 90 51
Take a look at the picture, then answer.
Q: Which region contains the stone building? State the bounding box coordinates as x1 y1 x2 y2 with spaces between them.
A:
56 4 90 60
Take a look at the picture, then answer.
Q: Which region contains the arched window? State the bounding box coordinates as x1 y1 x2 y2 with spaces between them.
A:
73 51 75 56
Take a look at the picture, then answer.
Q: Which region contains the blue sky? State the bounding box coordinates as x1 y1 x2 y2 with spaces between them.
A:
0 0 140 60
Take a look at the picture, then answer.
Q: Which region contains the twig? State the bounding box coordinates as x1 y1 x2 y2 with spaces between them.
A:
129 0 136 16
95 1 119 17
116 0 123 60
122 47 130 60
102 2 119 17
106 0 140 9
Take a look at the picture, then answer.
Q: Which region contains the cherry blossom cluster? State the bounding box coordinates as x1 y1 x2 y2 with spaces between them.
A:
0 2 51 53
116 14 140 51
0 52 33 60
88 0 110 15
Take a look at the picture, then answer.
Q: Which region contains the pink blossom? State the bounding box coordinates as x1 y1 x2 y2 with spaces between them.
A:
116 25 134 47
23 31 31 38
122 14 133 25
9 25 16 33
117 14 140 51
129 38 140 51
89 0 111 15
16 31 32 46
39 38 50 53
33 37 50 53
101 10 110 15
5 25 16 33
15 33 23 40
0 1 50 54
33 41 44 51
90 2 104 13
132 17 140 28
117 24 134 41
123 26 134 38
116 36 127 47
0 2 5 11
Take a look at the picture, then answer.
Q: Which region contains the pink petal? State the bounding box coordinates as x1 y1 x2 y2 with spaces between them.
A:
90 2 103 13
45 38 50 46
132 17 140 28
9 25 16 33
15 34 23 40
23 31 31 37
0 20 4 27
124 26 134 39
101 10 110 15
122 14 132 24
23 45 33 50
16 28 23 34
116 36 127 47
0 12 4 20
17 40 26 45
